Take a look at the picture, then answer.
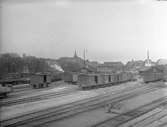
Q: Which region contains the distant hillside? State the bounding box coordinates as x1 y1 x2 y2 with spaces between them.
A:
56 56 98 72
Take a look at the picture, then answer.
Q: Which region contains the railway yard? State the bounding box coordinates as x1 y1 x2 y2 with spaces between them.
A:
1 80 167 127
3 0 167 126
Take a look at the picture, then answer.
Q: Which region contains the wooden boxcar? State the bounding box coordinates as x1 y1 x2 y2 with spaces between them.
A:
77 73 101 88
62 72 78 84
30 73 51 88
50 72 62 82
116 72 133 83
139 66 164 83
78 72 133 89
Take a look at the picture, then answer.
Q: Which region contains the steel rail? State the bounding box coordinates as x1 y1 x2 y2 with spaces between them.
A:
92 97 167 127
0 82 142 106
1 84 161 127
1 88 78 107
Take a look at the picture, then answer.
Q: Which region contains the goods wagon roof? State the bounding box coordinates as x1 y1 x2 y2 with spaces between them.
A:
31 72 51 76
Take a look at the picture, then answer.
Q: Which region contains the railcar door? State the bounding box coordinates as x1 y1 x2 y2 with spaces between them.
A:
44 75 47 83
109 75 111 82
95 76 98 84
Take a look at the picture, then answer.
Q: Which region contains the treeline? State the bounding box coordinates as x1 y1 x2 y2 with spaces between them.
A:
0 53 52 79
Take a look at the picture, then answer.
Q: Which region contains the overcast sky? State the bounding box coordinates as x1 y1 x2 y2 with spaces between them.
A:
1 0 167 63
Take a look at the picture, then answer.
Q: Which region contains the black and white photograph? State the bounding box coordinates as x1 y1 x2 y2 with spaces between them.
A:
1 0 167 127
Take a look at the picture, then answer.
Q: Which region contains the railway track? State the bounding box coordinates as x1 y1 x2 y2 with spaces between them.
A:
0 81 142 107
92 97 167 127
8 81 71 98
1 88 78 107
1 84 163 127
2 82 163 107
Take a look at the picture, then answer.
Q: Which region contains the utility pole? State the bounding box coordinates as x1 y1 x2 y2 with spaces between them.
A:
83 49 86 67
147 49 149 60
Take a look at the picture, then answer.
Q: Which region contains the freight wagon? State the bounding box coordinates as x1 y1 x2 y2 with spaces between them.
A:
0 78 30 86
0 73 30 86
30 73 51 88
50 72 62 82
77 72 133 89
139 66 164 83
62 72 78 84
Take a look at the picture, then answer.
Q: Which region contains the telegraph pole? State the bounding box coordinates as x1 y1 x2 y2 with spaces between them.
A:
84 49 86 67
147 49 150 60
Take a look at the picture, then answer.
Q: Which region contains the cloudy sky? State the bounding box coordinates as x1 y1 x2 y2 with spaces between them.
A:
1 0 167 63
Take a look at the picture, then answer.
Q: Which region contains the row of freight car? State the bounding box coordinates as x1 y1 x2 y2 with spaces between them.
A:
63 66 165 88
0 71 135 95
0 73 53 97
0 66 164 97
62 72 135 89
0 72 62 86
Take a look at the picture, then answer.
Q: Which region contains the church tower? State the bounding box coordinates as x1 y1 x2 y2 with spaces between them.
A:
145 50 152 67
74 50 78 58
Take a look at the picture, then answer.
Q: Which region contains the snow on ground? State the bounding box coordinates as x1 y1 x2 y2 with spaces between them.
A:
1 81 164 122
40 86 71 93
92 81 146 96
119 88 167 112
6 85 77 101
10 81 70 94
43 107 119 127
1 90 98 121
121 108 167 127
1 81 139 121
119 108 164 127
12 84 30 89
42 85 167 127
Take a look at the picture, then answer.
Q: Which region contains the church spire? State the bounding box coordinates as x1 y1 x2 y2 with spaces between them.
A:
145 49 152 67
74 50 78 58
